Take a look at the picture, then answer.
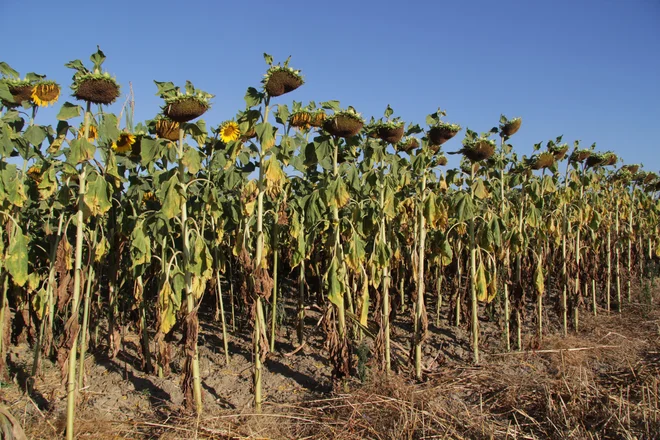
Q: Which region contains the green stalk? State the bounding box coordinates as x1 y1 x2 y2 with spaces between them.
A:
627 200 633 302
253 98 270 413
270 206 279 352
592 278 597 316
379 158 391 372
399 266 405 314
499 136 510 350
178 127 202 414
435 266 442 327
414 172 427 379
0 276 8 375
331 137 346 339
607 223 612 313
296 256 305 346
66 101 91 440
31 212 65 378
77 226 98 389
469 166 479 364
138 276 152 373
214 249 230 365
615 199 621 312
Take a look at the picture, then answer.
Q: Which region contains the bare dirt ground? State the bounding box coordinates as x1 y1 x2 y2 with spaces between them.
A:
2 284 660 439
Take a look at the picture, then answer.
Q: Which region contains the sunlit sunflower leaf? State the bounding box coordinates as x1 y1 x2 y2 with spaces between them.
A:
325 256 345 308
158 173 183 219
244 87 264 108
182 146 202 174
5 228 28 286
83 173 112 217
255 122 275 152
56 102 82 121
24 125 48 147
476 260 488 302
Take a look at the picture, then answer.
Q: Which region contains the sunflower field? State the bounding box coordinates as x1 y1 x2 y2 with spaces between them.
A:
1 49 659 439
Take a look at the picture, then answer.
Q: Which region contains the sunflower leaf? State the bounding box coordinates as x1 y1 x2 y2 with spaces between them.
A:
56 102 82 121
5 228 28 287
0 62 19 79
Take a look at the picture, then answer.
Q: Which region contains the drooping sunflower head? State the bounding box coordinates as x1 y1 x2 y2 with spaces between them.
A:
263 65 304 97
310 110 326 128
77 124 98 142
323 108 365 138
219 121 241 143
528 152 556 170
27 165 42 183
31 80 60 107
621 164 640 175
499 117 522 137
156 81 213 123
112 132 136 154
289 111 312 129
72 72 121 105
154 116 180 141
1 78 34 107
428 122 461 146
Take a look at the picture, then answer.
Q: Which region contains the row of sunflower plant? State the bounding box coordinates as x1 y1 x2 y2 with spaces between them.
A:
0 49 659 439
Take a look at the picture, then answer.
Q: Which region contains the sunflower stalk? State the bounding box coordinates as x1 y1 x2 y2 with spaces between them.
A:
414 171 427 379
66 100 91 440
469 165 479 364
77 225 99 389
177 127 203 414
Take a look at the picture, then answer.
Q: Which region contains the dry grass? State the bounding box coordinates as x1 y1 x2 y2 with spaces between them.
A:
5 298 660 439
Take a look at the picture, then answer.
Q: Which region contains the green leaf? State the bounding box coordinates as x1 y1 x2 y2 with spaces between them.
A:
453 192 474 222
326 256 345 308
158 173 183 219
90 46 106 71
83 173 112 217
99 113 120 144
0 62 19 78
130 220 152 269
472 178 489 199
263 53 273 66
0 163 26 207
140 137 164 166
255 122 275 152
244 87 263 108
23 125 48 147
67 138 96 165
5 228 28 286
56 102 82 121
182 147 201 174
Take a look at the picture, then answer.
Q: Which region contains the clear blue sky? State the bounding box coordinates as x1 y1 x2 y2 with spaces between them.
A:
1 0 659 171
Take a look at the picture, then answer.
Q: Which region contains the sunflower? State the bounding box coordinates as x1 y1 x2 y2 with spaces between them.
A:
289 111 311 129
155 117 180 141
31 81 60 107
219 121 241 143
112 133 135 154
77 125 98 142
27 166 42 183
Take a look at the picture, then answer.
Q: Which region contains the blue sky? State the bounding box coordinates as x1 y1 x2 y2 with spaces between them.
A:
1 0 659 171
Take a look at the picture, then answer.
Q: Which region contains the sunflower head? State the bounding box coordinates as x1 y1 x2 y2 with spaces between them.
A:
219 121 241 143
156 81 213 123
27 165 42 183
112 132 136 154
289 111 312 129
77 124 98 142
1 79 33 107
154 116 180 141
72 72 121 105
263 65 304 97
31 81 60 107
499 117 522 137
310 110 326 128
